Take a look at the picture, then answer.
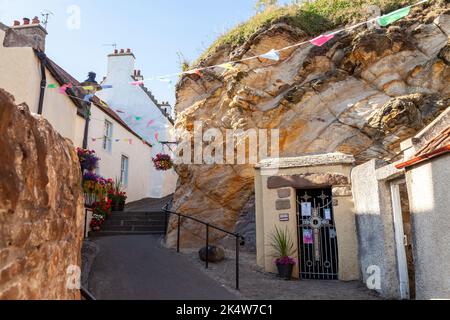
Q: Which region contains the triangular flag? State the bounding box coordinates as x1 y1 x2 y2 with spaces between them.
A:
135 116 143 121
47 84 57 89
155 132 159 142
58 83 73 95
128 139 133 145
378 6 411 27
130 81 144 86
186 69 203 77
218 62 237 71
83 94 94 102
101 85 113 89
115 139 121 142
147 119 155 127
260 49 280 61
116 109 125 113
310 34 335 47
82 85 94 91
92 138 97 142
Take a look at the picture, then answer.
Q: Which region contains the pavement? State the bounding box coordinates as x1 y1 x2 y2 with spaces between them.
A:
88 235 237 300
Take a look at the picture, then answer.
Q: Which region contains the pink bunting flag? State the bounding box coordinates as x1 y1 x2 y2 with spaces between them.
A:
59 83 73 95
128 139 133 145
92 138 97 142
130 81 144 86
147 119 155 127
154 132 159 142
310 34 335 47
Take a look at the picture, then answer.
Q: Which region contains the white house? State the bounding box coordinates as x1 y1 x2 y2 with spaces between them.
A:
97 49 178 198
0 17 154 203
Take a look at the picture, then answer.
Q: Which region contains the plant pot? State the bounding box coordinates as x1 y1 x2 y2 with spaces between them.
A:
277 264 294 280
84 193 97 207
119 200 125 211
111 200 125 212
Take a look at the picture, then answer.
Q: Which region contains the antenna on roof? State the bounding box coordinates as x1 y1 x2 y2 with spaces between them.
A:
102 43 118 51
40 10 54 30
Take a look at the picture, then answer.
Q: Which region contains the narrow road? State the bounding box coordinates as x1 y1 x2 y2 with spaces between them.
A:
88 235 237 300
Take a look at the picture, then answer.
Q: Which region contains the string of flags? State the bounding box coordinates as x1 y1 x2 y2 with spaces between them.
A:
89 131 161 145
45 1 427 100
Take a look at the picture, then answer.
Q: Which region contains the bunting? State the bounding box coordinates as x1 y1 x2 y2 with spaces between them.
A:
310 34 335 47
260 49 281 61
378 6 411 27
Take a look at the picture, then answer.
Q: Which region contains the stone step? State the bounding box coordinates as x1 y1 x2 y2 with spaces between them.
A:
109 212 166 219
102 220 166 227
99 225 165 232
89 230 165 237
107 214 166 222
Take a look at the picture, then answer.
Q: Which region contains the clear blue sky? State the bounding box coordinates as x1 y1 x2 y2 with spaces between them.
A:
0 0 291 105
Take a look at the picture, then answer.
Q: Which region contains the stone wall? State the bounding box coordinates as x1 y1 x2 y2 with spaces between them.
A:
0 89 84 300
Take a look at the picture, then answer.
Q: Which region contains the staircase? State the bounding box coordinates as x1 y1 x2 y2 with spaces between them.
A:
91 211 167 237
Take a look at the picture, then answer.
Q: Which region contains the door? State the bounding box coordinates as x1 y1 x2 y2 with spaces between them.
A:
390 179 415 299
297 188 339 280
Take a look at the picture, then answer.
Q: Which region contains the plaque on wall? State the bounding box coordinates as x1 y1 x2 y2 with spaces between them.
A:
324 208 332 220
279 214 289 222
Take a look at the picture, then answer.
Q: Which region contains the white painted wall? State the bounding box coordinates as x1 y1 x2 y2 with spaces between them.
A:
0 28 85 148
87 104 153 203
97 52 178 198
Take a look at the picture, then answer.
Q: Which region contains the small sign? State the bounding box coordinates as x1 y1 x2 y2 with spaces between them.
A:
279 214 290 222
301 202 312 217
303 229 313 244
324 208 332 220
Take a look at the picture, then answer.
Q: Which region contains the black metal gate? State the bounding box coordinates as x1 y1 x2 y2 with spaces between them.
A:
297 188 339 280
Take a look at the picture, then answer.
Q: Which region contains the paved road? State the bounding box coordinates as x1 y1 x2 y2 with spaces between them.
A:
88 235 237 300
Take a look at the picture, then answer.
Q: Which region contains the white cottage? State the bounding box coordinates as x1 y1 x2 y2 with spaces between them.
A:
97 49 178 198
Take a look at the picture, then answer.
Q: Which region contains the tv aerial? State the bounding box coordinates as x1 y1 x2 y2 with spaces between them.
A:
102 43 118 51
40 10 54 30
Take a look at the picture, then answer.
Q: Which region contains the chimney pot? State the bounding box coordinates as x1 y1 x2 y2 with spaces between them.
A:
126 48 131 53
13 20 20 26
114 49 118 54
120 49 125 54
23 17 30 25
32 16 40 24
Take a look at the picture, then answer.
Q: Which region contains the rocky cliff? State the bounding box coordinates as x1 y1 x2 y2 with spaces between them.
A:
168 1 450 248
0 89 84 299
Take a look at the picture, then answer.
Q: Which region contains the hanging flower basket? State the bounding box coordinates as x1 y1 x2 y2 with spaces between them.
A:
152 153 174 171
77 148 100 172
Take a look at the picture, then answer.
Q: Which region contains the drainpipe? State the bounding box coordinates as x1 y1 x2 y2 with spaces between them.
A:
82 103 91 149
36 51 47 115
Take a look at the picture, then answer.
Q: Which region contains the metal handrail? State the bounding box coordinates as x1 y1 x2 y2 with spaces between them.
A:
80 286 96 300
162 203 245 290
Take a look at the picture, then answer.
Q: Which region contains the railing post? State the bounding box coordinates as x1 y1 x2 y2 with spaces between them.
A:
205 225 209 269
84 209 88 239
164 211 168 234
236 236 240 291
177 215 181 253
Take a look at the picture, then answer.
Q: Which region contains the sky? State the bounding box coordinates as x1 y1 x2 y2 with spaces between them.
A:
0 0 291 105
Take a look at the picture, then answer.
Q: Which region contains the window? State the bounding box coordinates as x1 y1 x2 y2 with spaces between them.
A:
120 155 129 186
103 120 113 152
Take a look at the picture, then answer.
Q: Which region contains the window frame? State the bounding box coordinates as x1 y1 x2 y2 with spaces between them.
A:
103 119 113 153
120 155 129 186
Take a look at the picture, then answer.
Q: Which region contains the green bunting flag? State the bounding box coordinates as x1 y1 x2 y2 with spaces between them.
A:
47 84 58 89
378 6 411 27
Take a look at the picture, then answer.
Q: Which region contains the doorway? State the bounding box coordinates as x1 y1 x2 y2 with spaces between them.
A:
297 188 339 280
390 179 416 299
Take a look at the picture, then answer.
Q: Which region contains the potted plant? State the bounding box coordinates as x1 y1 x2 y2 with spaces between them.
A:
90 213 105 231
152 153 174 171
77 148 100 172
108 178 127 212
269 227 297 280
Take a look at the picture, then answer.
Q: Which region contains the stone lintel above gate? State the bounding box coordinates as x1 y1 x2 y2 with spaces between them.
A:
267 173 350 190
256 153 355 170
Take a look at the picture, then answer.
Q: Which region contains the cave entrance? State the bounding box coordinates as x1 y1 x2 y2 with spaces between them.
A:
297 188 339 280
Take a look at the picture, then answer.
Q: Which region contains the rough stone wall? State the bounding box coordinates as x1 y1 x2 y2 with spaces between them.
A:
0 89 84 300
168 3 450 247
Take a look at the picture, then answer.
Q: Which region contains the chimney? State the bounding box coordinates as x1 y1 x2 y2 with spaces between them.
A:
107 48 136 81
5 16 48 51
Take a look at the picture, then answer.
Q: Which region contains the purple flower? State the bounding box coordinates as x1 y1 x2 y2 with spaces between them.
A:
83 172 99 182
275 256 297 266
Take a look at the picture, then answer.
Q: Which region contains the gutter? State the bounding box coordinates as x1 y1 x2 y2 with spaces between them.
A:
395 145 450 170
36 51 47 115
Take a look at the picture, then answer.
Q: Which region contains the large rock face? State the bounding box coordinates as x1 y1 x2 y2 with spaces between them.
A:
168 4 450 247
0 89 84 300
